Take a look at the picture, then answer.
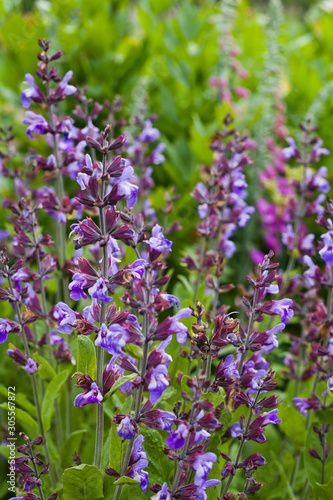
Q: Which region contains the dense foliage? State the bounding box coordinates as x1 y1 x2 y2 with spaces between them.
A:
1 1 333 499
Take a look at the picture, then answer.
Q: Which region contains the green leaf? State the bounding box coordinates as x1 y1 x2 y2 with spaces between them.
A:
109 424 125 474
60 429 87 468
158 386 177 403
33 353 56 381
103 373 137 400
278 405 306 447
140 427 173 484
0 384 36 418
123 343 143 359
313 478 333 500
114 476 141 486
42 370 69 431
77 336 96 380
62 464 104 500
0 403 38 436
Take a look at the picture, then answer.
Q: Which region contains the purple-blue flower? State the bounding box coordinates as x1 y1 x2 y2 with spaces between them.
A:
25 358 38 374
95 323 128 356
57 70 77 96
148 364 169 403
319 232 333 266
54 302 76 334
151 483 172 500
88 277 113 304
139 120 161 142
145 224 172 253
117 415 137 439
69 273 88 301
166 422 189 449
74 382 103 407
21 73 42 108
23 111 49 139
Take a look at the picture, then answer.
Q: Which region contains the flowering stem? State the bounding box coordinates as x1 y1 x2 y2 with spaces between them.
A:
32 224 64 449
238 286 259 375
171 402 197 495
28 442 46 500
113 266 150 500
221 389 261 497
46 80 68 303
193 238 205 302
7 275 56 487
94 146 108 469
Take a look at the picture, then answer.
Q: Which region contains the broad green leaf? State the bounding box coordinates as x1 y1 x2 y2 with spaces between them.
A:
42 370 69 431
109 424 125 473
62 464 104 500
33 353 56 381
60 429 87 468
114 476 140 486
140 427 173 484
77 336 96 380
0 403 38 436
103 373 137 400
278 405 306 447
158 386 177 403
0 384 36 418
123 343 143 359
313 478 333 500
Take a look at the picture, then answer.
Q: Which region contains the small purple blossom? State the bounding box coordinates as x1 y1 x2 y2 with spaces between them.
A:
54 302 76 334
166 422 189 449
88 277 113 304
25 358 38 374
145 225 172 253
74 382 103 407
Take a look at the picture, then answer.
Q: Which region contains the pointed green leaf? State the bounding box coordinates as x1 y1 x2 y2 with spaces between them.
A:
60 429 87 468
33 353 56 381
114 476 140 486
77 336 96 380
103 373 137 401
62 464 104 500
42 370 68 431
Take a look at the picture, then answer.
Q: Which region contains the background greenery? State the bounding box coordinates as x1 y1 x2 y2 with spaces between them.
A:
0 0 333 498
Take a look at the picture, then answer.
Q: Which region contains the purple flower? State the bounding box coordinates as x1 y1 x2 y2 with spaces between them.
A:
282 137 298 159
0 319 20 343
57 70 77 96
261 323 286 353
154 307 192 345
261 409 281 425
74 381 103 407
129 458 149 493
69 273 88 301
23 111 49 139
117 415 137 439
193 452 217 483
159 293 180 309
25 358 38 374
88 277 113 304
21 73 42 108
139 120 161 142
151 483 172 500
148 364 169 403
292 397 322 416
145 224 172 253
54 302 76 334
132 435 147 462
265 299 294 323
151 143 166 164
166 422 189 449
319 232 333 266
95 323 128 356
116 166 138 208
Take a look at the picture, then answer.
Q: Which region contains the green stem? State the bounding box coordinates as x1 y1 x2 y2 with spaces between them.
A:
113 267 150 500
193 238 205 303
238 286 259 375
32 224 64 450
7 275 56 488
94 146 108 469
171 402 196 494
29 442 46 500
221 390 261 497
